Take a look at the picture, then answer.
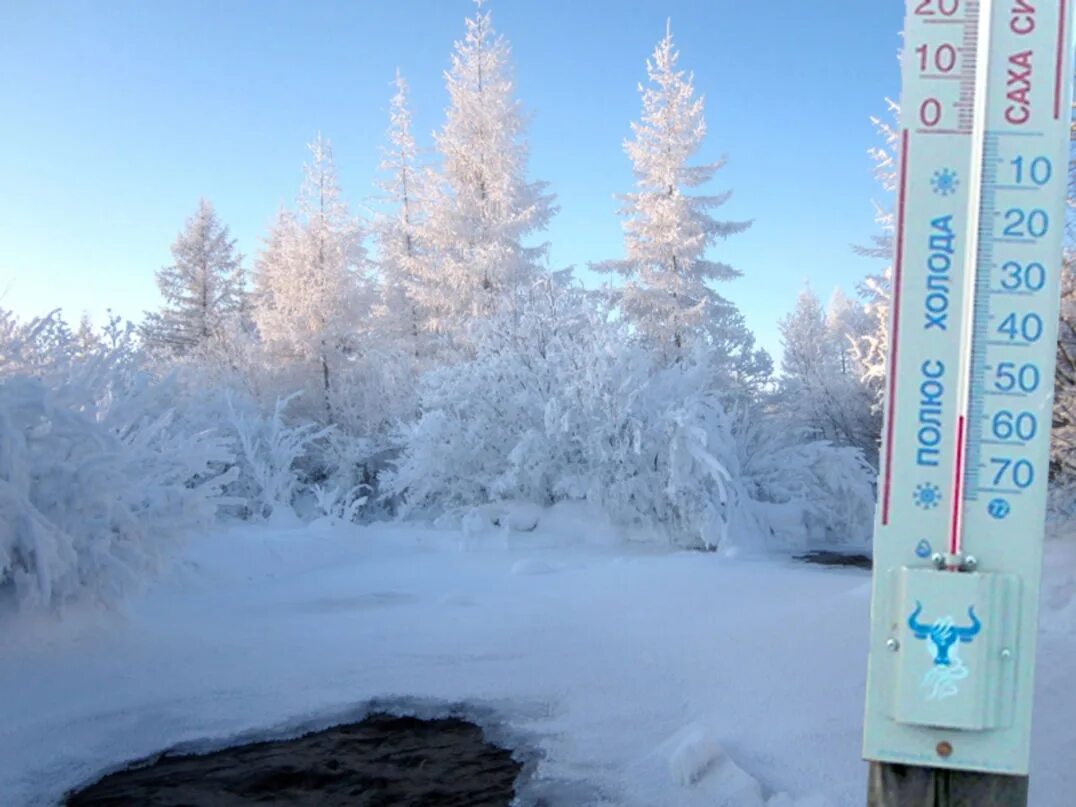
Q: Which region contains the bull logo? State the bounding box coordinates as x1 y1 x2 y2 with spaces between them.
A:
907 601 982 701
908 601 982 665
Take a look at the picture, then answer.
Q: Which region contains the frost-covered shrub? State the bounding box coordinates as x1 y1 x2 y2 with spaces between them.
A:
384 280 602 514
565 349 741 549
0 313 233 609
232 329 416 515
733 415 876 547
310 479 369 523
227 392 330 520
140 311 398 523
385 281 875 550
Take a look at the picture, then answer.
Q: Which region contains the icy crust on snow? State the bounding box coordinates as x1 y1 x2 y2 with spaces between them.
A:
2 509 1075 806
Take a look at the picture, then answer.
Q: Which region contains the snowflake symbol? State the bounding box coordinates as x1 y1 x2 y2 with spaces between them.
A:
931 168 960 196
914 483 943 510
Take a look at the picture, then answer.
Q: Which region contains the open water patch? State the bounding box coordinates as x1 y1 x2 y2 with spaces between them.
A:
797 550 872 570
65 713 523 806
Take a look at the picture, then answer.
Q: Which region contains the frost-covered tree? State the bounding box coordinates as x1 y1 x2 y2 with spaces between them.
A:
374 71 430 356
142 199 246 356
779 286 878 461
253 134 368 419
826 288 872 378
385 278 873 551
73 313 103 360
781 287 832 381
417 2 557 337
593 21 763 378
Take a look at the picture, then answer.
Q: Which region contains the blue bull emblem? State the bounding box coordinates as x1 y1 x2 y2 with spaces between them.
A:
907 601 982 666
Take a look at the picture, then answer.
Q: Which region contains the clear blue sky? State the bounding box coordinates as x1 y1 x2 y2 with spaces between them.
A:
0 0 903 359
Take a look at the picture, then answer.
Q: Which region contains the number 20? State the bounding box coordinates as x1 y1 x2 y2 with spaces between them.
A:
1003 209 1049 238
915 0 960 15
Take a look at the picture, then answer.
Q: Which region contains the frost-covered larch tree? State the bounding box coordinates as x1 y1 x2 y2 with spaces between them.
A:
142 199 246 356
780 287 846 439
779 286 879 462
253 135 367 418
73 313 103 360
594 21 759 373
826 287 873 381
419 1 556 337
374 71 429 356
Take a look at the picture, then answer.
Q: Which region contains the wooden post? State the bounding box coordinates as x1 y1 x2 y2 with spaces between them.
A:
868 761 1028 806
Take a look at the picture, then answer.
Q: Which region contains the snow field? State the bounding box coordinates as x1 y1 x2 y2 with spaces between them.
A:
2 508 1074 805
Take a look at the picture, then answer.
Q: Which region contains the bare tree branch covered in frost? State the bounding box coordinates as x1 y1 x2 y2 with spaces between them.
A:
852 99 900 414
853 97 900 262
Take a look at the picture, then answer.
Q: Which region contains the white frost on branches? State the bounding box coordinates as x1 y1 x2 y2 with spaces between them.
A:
227 392 330 521
253 134 370 419
142 199 247 357
0 313 233 610
384 280 874 550
417 3 557 338
593 20 762 382
852 97 901 414
374 71 432 357
778 285 878 462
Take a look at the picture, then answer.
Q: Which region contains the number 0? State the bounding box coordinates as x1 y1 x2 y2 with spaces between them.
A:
920 98 943 127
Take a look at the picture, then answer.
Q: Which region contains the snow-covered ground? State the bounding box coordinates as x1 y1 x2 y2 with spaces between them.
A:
2 505 1075 806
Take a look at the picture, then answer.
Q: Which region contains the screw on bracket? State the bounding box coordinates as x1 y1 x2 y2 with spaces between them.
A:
930 552 980 572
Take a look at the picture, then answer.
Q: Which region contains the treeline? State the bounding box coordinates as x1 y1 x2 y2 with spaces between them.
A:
18 6 1069 610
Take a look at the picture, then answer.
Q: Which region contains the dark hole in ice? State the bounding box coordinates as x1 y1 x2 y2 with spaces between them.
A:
65 713 522 806
797 550 873 570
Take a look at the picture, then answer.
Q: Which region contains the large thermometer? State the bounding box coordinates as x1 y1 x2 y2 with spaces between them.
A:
863 0 1073 774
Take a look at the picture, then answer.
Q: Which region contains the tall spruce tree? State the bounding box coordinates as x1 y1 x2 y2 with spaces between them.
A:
374 70 428 356
418 1 556 338
142 199 245 355
253 134 367 418
593 21 765 382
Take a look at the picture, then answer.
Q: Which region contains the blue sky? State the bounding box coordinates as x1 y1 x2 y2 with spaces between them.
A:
0 0 903 359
